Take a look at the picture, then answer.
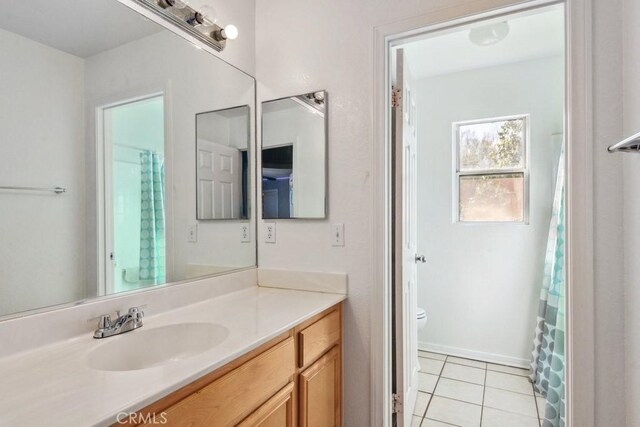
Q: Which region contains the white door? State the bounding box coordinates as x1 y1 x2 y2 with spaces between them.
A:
197 139 241 219
393 48 419 426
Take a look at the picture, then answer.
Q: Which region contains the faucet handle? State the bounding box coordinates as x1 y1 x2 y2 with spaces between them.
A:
97 314 112 329
128 305 146 319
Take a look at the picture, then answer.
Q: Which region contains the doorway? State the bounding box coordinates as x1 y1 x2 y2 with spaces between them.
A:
99 94 166 295
389 4 567 426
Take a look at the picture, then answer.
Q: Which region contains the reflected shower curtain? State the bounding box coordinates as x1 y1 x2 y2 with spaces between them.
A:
139 151 165 285
530 148 565 427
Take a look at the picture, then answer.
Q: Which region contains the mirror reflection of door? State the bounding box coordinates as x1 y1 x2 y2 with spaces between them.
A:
196 106 250 220
103 94 166 294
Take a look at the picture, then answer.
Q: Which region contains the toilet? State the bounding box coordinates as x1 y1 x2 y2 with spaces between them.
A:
417 307 427 330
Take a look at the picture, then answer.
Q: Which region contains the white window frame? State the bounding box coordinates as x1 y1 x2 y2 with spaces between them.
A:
452 114 530 224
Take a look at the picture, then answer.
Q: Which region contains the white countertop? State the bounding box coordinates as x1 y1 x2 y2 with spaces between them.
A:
0 286 345 427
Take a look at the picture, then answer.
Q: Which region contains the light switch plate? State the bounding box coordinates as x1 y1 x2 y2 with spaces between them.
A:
332 223 345 247
241 224 250 243
188 224 198 243
265 223 276 243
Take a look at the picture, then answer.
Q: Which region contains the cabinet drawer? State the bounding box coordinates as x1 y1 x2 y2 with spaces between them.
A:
298 310 340 368
151 337 295 427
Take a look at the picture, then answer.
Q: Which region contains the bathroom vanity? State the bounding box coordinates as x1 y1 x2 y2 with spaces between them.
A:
0 272 346 426
131 304 342 426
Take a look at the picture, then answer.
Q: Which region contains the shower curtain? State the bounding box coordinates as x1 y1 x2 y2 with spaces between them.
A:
529 148 565 427
139 151 165 285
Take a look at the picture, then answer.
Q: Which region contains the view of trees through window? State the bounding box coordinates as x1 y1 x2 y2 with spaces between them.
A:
457 117 526 222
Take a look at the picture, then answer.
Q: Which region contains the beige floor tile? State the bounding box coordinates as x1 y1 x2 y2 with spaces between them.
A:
484 387 538 418
413 392 432 416
487 363 529 377
418 372 439 393
485 370 534 395
434 377 484 405
441 362 486 385
419 357 445 375
426 396 481 427
422 419 456 426
446 356 487 369
482 407 540 427
419 350 447 361
411 415 423 427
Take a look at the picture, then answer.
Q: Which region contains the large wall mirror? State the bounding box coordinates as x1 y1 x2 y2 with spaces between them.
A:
261 91 327 219
0 0 256 319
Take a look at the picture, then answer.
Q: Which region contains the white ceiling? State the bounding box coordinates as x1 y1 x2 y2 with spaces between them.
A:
403 5 564 80
0 0 162 58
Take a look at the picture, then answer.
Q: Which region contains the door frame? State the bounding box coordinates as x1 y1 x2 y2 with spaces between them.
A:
94 84 172 296
371 0 594 425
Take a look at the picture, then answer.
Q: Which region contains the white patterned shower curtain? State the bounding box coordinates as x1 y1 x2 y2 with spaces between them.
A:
138 151 165 285
529 147 565 427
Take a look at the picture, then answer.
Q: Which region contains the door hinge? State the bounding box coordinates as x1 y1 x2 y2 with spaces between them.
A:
392 393 402 414
391 86 402 108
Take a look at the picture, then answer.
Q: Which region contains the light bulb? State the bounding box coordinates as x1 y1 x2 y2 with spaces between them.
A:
196 5 218 25
223 24 238 40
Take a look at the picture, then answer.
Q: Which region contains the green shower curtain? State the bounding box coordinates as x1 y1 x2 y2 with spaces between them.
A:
139 151 165 285
529 148 565 427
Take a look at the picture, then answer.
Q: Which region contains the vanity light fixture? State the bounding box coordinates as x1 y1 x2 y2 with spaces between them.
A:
469 21 510 46
134 0 238 51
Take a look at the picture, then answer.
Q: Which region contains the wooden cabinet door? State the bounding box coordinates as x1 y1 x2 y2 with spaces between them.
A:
238 382 295 427
298 346 341 427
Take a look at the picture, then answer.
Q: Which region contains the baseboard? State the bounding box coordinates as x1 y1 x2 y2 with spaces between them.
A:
418 341 529 369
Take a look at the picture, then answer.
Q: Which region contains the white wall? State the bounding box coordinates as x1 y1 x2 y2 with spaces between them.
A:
84 30 256 286
256 0 627 423
415 56 564 366
0 28 87 315
623 0 640 424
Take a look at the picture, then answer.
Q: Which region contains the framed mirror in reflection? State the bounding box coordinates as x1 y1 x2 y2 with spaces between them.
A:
261 91 327 219
0 0 256 319
196 106 251 220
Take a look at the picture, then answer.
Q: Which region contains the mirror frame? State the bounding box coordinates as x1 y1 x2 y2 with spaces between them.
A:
0 0 258 323
260 90 328 220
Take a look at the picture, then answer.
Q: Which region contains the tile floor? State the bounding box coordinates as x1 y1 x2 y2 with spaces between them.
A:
411 350 545 427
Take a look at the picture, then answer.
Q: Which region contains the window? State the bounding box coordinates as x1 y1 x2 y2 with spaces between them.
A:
454 116 528 223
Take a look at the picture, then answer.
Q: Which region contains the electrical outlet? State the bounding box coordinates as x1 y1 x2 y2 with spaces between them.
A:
241 224 250 243
188 224 198 243
265 223 276 243
332 223 345 247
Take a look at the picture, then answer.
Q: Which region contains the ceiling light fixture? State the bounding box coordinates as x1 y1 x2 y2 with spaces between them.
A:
469 21 510 47
135 0 238 51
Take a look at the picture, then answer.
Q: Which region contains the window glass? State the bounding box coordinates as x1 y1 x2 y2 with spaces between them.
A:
459 119 525 171
459 173 525 222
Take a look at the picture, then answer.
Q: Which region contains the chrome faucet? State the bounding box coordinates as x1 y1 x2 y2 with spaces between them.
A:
93 306 145 339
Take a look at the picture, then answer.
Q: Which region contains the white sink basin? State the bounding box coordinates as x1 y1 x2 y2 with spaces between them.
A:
86 322 229 372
